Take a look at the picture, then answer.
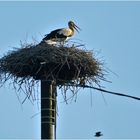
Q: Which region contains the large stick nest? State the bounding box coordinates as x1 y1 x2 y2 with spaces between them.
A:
0 42 104 86
0 41 106 103
0 42 138 103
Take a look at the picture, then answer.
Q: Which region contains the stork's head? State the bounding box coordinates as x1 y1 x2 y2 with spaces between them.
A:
68 21 81 33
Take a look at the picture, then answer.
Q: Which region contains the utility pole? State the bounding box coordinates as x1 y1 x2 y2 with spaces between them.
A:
41 80 56 139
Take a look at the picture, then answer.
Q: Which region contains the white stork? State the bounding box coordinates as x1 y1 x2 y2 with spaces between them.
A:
42 21 81 45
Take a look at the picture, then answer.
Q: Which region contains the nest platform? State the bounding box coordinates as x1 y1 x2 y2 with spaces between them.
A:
0 42 103 85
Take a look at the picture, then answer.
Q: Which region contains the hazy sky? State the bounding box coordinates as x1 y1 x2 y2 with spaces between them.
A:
0 1 140 139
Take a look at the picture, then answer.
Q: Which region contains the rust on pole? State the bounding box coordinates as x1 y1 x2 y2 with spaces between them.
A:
41 80 57 139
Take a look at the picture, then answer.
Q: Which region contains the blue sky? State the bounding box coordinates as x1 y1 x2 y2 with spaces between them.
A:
0 1 140 139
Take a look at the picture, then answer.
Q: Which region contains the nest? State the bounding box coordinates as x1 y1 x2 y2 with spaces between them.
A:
0 41 138 104
0 42 104 83
0 42 105 102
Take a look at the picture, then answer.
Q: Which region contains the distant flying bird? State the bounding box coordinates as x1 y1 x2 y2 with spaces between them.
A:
94 131 103 137
42 21 81 45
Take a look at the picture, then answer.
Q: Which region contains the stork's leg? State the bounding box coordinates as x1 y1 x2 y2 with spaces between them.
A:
62 41 65 47
59 41 64 47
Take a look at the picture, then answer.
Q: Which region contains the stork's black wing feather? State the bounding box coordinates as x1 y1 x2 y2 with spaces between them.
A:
43 28 67 41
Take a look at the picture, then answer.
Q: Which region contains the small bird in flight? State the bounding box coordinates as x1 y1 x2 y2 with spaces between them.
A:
94 131 103 137
42 21 81 45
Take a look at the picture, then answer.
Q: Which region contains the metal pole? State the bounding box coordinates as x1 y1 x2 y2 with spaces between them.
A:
41 80 56 139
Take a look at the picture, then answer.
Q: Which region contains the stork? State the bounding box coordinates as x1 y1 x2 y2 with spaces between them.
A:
42 21 81 45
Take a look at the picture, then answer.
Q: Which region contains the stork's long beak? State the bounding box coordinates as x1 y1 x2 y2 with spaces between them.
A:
74 24 81 33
